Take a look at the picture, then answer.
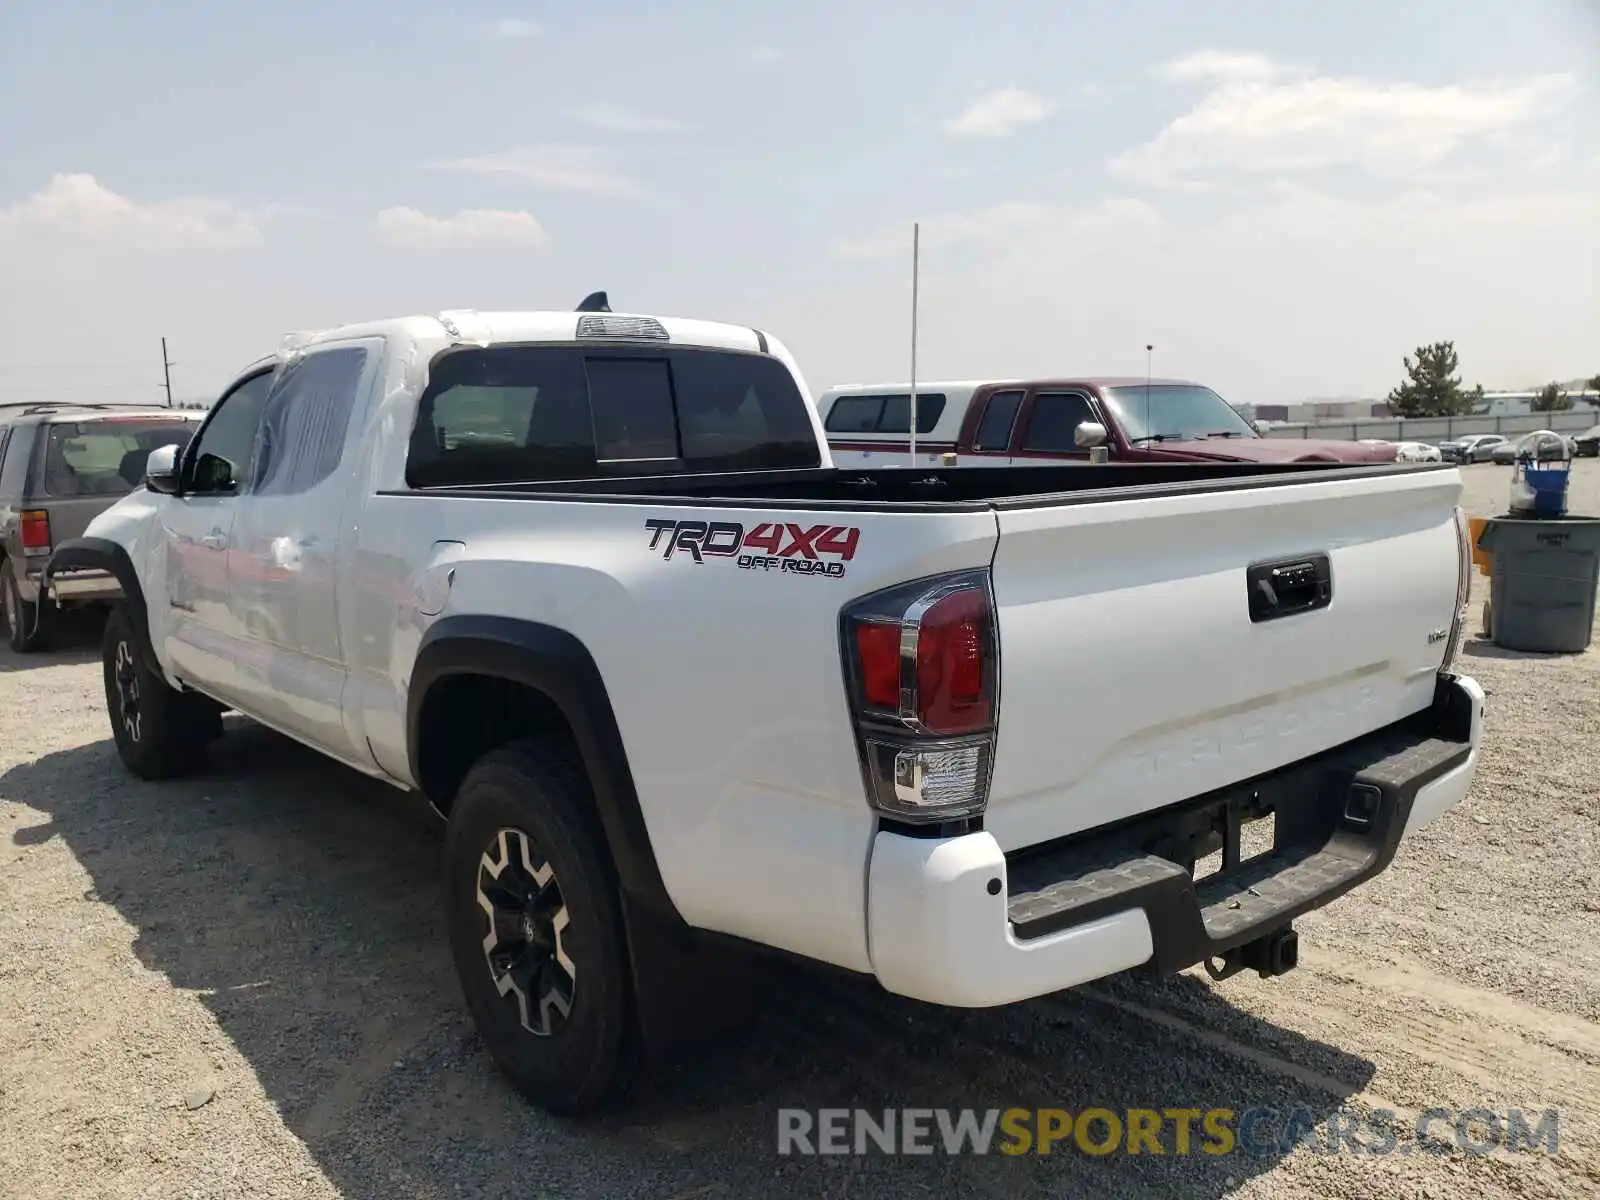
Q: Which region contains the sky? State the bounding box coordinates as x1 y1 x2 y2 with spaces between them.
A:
0 0 1596 408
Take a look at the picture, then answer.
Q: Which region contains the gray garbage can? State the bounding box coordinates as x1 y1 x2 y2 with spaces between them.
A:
1476 516 1600 653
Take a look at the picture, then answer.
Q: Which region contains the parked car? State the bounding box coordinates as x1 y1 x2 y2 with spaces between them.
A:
1439 434 1507 463
50 303 1483 1116
1393 441 1442 463
1490 430 1569 465
1574 425 1600 458
816 378 1400 467
0 401 201 651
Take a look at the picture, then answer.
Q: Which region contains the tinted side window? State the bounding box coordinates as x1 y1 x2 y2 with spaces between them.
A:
824 396 883 433
0 429 11 494
973 389 1024 452
1021 392 1097 453
586 358 679 461
877 393 946 434
252 346 369 496
189 373 273 492
823 393 945 434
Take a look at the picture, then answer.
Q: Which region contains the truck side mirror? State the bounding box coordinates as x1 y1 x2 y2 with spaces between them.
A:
1074 421 1108 449
144 443 182 495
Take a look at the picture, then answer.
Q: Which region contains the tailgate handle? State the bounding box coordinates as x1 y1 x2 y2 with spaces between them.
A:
1247 554 1332 623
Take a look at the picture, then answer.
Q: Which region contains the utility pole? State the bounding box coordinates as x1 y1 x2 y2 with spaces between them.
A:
908 221 920 468
161 337 174 407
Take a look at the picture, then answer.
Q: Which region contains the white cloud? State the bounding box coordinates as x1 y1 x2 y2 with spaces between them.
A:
375 206 547 250
738 45 779 65
571 104 684 134
428 145 649 199
1113 66 1578 187
484 18 540 39
830 198 1161 260
0 173 266 250
942 87 1056 138
1158 50 1286 83
1230 179 1598 241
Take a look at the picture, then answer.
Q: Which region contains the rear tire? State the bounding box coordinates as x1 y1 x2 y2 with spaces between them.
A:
3 569 53 653
102 605 212 779
444 738 640 1116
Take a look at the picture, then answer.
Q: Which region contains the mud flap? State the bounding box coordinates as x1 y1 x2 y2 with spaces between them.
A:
620 892 758 1064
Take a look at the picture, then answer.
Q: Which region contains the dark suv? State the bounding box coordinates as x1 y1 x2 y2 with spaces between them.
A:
0 402 201 652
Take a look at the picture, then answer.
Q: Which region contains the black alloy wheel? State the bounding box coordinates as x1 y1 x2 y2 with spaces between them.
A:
477 826 577 1038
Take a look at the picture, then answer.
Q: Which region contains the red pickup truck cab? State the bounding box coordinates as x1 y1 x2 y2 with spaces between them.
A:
817 377 1396 468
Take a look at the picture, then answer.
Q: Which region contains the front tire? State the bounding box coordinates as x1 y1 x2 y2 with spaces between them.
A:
3 569 53 653
102 605 212 779
444 738 640 1116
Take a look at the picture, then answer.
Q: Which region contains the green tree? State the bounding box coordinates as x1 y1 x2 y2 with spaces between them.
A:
1385 341 1475 417
1531 381 1572 412
1588 374 1600 396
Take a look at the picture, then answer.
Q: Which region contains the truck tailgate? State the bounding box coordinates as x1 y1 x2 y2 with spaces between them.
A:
985 468 1463 852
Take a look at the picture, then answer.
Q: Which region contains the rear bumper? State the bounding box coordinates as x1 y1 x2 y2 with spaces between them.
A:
865 672 1484 1007
26 567 122 604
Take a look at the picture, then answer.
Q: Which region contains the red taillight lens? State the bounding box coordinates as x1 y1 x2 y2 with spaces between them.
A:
915 588 990 734
20 510 51 556
841 570 998 824
856 622 902 709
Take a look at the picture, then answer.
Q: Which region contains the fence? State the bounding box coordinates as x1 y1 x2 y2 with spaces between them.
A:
1263 408 1600 443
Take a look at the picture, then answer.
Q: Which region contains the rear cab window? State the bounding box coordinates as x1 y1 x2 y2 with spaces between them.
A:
37 417 198 498
407 344 821 486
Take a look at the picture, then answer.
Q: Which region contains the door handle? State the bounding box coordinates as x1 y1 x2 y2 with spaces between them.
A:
1246 553 1332 623
201 531 228 550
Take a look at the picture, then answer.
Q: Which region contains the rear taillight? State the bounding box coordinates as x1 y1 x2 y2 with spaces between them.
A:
20 510 51 557
841 569 998 824
1440 505 1472 671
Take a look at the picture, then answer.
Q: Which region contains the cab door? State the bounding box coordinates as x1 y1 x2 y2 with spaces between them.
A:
1008 390 1105 464
160 370 273 704
228 340 380 762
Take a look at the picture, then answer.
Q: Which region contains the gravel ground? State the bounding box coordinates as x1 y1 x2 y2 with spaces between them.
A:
2 460 1598 1200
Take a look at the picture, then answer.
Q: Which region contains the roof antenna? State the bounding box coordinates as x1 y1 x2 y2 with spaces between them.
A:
1145 343 1154 450
576 291 611 313
908 221 920 469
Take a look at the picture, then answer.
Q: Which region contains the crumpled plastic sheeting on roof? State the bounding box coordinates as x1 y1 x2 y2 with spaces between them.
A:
436 310 493 348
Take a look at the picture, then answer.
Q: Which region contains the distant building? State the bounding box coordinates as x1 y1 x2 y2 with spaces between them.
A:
1473 391 1600 417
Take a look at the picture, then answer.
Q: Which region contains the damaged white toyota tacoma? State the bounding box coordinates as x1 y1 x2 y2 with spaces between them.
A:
47 299 1485 1115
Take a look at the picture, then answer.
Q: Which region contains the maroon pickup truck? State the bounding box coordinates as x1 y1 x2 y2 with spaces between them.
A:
818 376 1396 468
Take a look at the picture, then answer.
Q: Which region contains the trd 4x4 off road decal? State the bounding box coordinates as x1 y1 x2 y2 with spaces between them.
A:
644 518 860 578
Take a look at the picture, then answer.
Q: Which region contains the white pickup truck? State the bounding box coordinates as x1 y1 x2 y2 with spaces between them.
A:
47 302 1485 1116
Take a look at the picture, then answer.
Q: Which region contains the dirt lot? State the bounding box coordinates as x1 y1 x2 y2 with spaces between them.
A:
3 461 1598 1200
